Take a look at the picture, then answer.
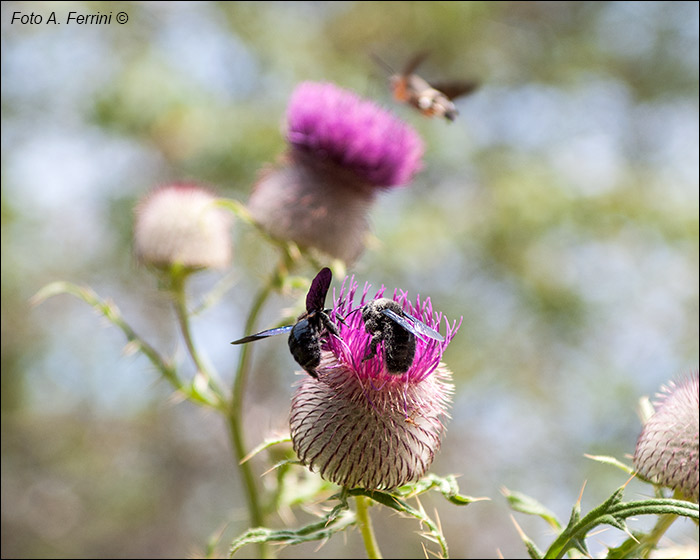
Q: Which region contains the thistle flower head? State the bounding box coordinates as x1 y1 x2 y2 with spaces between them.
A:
634 371 699 502
290 276 460 490
286 81 424 188
247 82 424 263
133 184 232 272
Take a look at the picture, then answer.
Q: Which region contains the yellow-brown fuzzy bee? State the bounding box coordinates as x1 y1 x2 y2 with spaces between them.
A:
378 52 478 121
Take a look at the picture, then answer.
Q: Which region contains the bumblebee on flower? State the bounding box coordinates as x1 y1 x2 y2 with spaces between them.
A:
290 275 461 491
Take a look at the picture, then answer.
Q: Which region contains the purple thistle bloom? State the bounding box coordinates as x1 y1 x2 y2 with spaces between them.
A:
634 371 699 502
290 276 460 491
286 82 424 188
248 82 424 264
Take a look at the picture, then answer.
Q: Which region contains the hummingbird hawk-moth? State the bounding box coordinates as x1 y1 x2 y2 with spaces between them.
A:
376 51 478 121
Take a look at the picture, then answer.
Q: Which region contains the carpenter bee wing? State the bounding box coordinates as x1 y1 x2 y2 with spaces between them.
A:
402 51 430 76
430 80 479 100
381 308 445 342
231 325 294 345
306 267 333 313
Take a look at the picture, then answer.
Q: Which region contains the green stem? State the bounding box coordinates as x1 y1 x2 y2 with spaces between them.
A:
228 279 273 526
347 488 450 558
635 489 689 558
32 281 184 391
356 495 382 559
169 270 226 405
637 512 677 557
230 277 276 432
228 258 291 558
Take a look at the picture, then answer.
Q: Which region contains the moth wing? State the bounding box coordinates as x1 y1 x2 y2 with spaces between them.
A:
402 51 430 76
431 80 479 101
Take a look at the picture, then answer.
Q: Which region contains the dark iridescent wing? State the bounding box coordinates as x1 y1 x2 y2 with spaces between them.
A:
402 51 430 76
381 308 445 342
430 80 479 101
231 325 294 345
306 267 332 313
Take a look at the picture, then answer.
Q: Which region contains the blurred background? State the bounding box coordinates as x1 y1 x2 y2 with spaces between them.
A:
1 1 698 558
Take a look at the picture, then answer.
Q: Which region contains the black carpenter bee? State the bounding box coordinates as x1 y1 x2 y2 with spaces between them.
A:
361 298 445 374
231 268 340 378
376 51 478 121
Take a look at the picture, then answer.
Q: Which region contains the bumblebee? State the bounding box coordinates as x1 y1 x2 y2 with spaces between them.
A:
361 298 444 374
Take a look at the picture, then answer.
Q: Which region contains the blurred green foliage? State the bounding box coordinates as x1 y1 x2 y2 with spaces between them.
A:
1 1 698 558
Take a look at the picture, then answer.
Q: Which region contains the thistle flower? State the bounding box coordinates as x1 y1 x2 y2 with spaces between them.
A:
289 277 460 491
247 81 424 264
133 184 232 272
634 371 699 502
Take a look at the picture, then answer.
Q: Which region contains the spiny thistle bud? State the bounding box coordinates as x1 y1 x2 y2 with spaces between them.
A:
247 81 424 264
133 184 232 272
634 371 699 502
289 277 460 490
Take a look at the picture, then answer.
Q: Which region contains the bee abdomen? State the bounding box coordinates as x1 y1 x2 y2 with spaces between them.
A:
289 320 321 377
384 327 416 374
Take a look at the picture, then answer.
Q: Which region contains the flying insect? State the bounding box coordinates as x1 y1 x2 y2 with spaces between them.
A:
376 51 478 121
361 298 445 374
231 268 340 378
